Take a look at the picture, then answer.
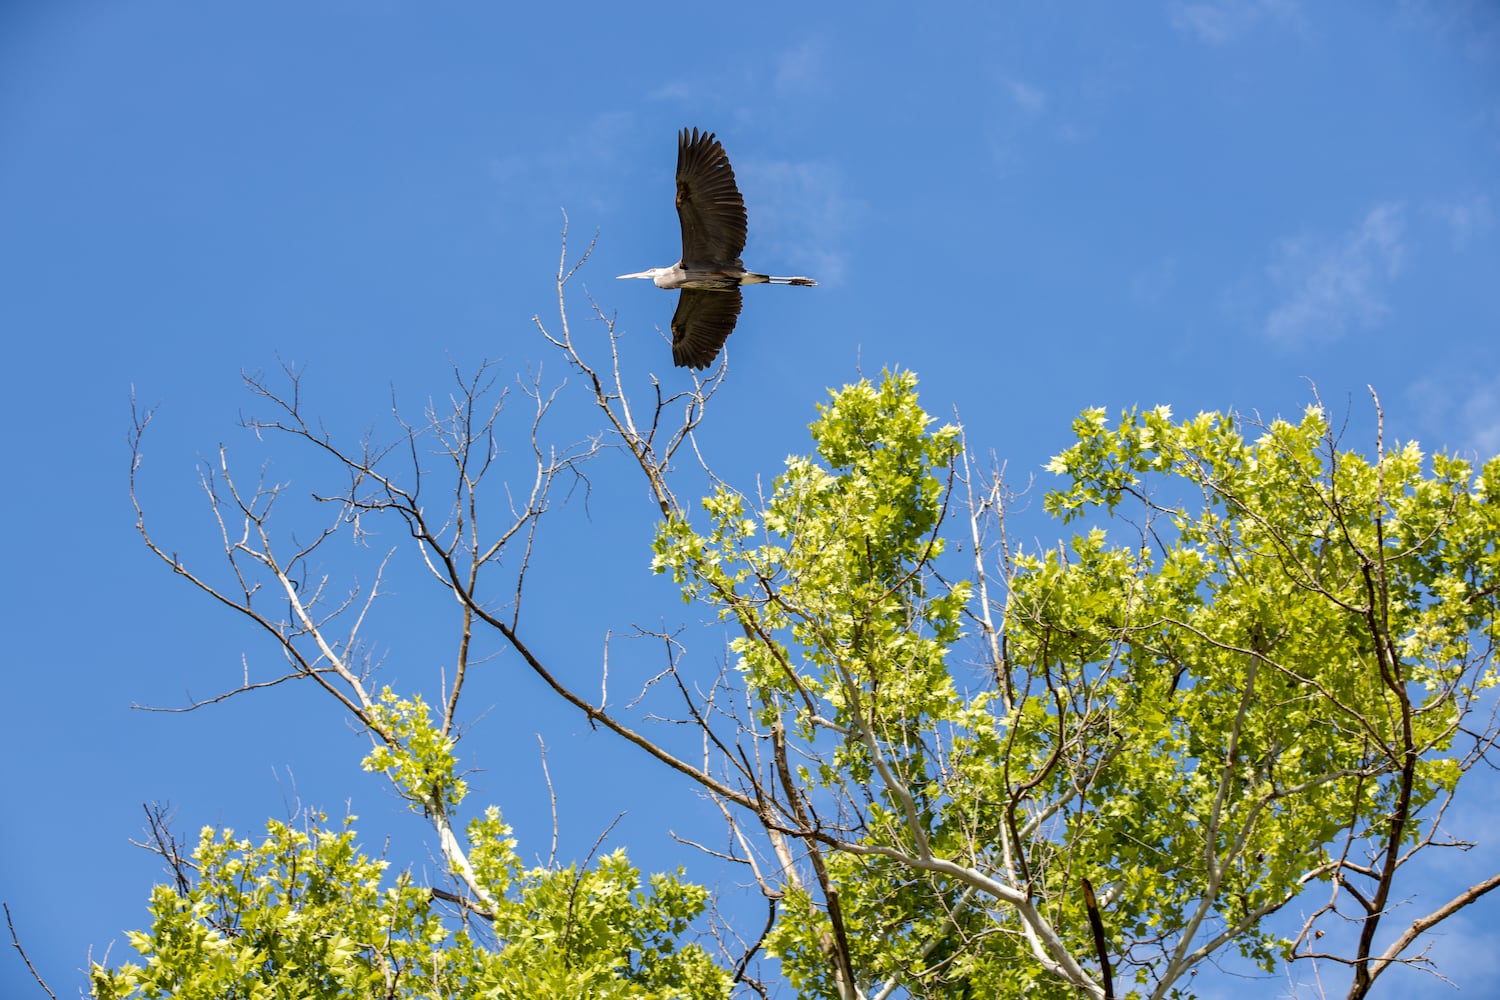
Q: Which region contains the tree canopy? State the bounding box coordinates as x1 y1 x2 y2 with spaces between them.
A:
69 257 1500 1000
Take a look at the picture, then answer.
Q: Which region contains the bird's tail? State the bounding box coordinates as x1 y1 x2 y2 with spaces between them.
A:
744 273 818 287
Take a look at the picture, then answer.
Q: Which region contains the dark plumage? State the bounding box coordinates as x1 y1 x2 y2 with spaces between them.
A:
672 288 745 370
618 128 817 369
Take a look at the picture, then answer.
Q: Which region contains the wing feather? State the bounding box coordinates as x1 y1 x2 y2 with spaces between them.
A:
671 288 742 369
676 128 748 269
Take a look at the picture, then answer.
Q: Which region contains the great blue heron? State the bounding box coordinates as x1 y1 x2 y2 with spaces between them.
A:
618 127 817 369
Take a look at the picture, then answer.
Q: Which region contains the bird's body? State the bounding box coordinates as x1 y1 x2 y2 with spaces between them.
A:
628 263 816 291
619 128 816 369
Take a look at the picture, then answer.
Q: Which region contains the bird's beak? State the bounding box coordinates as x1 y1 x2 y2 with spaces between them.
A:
617 271 654 280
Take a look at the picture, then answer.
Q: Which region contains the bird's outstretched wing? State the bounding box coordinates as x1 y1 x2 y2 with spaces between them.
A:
676 128 748 270
671 288 742 369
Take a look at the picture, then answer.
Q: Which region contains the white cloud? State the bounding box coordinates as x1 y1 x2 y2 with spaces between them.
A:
484 111 644 216
1170 0 1305 44
1464 389 1500 457
1427 195 1493 250
1171 2 1244 44
1398 0 1500 63
646 79 695 103
1408 373 1500 458
646 38 829 105
1006 79 1047 116
775 39 828 96
1262 203 1406 345
738 157 864 285
1377 911 1500 999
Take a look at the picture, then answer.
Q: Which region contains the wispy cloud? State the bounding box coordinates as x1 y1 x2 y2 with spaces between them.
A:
645 38 830 105
1398 0 1500 63
646 79 695 103
775 39 828 97
1262 203 1406 345
983 74 1051 176
1427 195 1493 249
1419 914 1500 995
484 111 646 218
1170 0 1305 44
1005 79 1047 116
1408 372 1500 458
739 157 864 285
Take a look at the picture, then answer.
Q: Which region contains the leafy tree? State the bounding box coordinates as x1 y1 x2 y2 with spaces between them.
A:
68 240 1498 999
652 375 1500 999
92 804 725 1000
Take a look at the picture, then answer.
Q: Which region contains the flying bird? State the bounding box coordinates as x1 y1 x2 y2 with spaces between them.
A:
618 127 817 369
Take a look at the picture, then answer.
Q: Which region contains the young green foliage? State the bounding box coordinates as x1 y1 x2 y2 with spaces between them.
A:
90 693 730 1000
654 369 966 745
655 380 1499 999
657 371 992 996
362 688 468 813
111 347 1498 1000
1010 404 1500 991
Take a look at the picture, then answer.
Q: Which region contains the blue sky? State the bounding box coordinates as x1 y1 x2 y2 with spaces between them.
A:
3 2 1498 997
